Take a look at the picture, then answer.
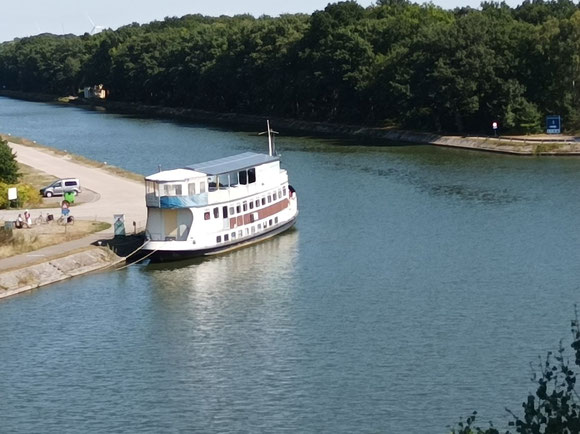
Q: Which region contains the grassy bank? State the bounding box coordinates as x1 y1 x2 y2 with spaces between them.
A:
0 220 111 259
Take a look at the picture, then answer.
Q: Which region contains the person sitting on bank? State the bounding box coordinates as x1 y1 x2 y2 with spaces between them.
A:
24 209 32 227
15 214 23 229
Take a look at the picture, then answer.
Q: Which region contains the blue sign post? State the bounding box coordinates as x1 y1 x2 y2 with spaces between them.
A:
546 115 561 134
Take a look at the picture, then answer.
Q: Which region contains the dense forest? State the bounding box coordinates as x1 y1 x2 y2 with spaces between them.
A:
0 0 579 134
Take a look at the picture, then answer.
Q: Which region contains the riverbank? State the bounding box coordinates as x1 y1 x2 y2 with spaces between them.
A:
1 90 579 155
0 139 147 299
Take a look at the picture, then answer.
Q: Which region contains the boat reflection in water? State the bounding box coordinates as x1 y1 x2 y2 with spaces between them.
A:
144 228 299 297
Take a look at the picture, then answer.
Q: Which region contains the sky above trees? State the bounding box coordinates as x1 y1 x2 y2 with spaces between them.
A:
2 0 523 42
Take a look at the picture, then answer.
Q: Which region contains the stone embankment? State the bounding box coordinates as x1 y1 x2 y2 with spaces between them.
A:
1 89 579 155
0 247 124 299
72 100 580 155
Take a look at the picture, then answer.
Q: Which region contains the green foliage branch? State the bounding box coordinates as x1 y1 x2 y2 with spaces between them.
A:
451 307 580 434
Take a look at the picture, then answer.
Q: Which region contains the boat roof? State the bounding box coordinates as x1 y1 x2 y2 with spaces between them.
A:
185 152 279 176
146 168 205 182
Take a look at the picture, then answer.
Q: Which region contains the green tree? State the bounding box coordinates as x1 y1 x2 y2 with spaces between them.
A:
0 139 19 184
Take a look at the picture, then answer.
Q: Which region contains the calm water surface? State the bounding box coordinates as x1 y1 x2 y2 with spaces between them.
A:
1 97 579 432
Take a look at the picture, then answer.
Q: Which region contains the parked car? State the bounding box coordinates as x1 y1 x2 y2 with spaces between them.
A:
39 178 81 197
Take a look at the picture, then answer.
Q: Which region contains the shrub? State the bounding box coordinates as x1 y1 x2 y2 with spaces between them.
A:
0 182 42 209
451 308 580 433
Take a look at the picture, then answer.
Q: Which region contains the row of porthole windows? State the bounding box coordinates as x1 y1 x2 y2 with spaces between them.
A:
203 186 287 221
215 217 279 244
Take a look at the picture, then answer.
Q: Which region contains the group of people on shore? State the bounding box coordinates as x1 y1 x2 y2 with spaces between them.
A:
14 210 32 229
13 200 71 229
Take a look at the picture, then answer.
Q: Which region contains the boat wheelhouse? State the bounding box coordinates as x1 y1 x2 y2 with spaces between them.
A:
142 139 298 262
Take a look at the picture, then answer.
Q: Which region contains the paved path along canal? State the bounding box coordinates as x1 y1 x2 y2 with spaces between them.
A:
1 141 146 226
0 142 146 269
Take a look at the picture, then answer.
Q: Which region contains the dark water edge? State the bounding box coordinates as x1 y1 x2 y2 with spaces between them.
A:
3 90 579 157
0 89 449 146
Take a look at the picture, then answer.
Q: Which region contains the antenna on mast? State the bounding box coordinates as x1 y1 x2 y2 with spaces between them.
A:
259 120 279 156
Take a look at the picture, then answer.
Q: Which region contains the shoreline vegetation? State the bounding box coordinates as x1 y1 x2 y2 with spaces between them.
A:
1 90 579 156
1 2 579 138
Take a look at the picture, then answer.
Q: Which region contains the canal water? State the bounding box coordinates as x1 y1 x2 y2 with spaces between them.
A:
1 97 579 432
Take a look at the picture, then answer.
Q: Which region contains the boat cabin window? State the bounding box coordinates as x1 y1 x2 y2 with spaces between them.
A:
199 181 206 193
229 206 235 215
239 170 247 185
229 172 239 186
218 174 229 189
188 183 196 195
163 183 183 196
213 207 219 218
223 206 228 218
208 176 217 191
146 181 157 195
237 168 256 185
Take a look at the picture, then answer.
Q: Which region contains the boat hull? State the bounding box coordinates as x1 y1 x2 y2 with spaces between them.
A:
142 213 298 263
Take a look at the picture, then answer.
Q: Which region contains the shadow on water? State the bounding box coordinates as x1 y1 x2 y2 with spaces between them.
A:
142 227 299 273
316 146 524 205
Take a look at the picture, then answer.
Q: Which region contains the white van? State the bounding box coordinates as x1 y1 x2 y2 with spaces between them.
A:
39 178 81 197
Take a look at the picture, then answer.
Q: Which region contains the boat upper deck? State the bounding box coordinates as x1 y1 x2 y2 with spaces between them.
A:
186 152 279 176
145 152 286 209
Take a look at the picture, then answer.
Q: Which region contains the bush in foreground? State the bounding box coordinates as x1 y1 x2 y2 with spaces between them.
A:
452 309 580 433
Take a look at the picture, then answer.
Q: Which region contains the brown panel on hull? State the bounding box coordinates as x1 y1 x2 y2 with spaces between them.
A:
227 199 289 229
258 199 289 220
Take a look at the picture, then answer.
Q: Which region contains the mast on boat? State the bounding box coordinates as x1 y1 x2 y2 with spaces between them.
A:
259 120 279 156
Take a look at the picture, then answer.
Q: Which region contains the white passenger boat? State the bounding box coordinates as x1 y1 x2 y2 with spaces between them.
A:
141 123 298 262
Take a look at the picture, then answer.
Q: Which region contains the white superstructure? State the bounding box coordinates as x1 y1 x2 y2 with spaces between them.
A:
142 148 298 262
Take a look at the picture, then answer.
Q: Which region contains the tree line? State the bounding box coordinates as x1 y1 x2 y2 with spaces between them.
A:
0 0 579 134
